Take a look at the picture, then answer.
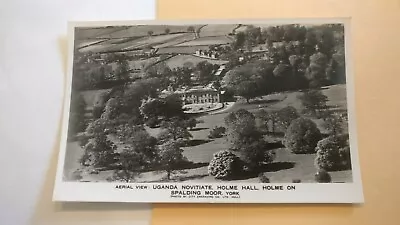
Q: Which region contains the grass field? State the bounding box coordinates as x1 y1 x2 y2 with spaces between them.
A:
95 25 204 39
75 39 108 49
108 56 161 71
80 33 191 53
152 33 196 48
64 85 352 183
75 27 126 40
199 24 238 37
157 45 210 55
175 36 233 46
165 54 228 69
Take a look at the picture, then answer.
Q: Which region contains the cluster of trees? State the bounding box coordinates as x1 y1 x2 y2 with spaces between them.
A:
145 60 220 91
72 52 135 90
284 90 351 172
207 86 351 181
224 109 276 169
222 24 346 103
208 109 278 180
68 92 87 139
73 74 199 181
256 106 300 134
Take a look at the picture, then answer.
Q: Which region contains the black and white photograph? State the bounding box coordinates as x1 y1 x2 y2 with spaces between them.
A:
53 19 363 203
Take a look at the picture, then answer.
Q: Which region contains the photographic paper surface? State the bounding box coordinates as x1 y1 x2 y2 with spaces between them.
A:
53 19 363 203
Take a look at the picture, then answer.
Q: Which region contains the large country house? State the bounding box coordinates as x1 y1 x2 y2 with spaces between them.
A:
162 86 221 105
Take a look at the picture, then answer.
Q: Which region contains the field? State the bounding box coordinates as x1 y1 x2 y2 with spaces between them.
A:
233 25 250 33
75 39 108 49
108 56 162 71
95 25 204 39
79 33 191 53
65 84 351 183
152 33 196 48
165 54 228 69
75 27 126 40
199 24 239 37
156 45 210 55
175 36 233 46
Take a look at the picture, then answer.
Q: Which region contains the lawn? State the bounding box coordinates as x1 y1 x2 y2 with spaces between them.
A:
175 36 233 46
165 54 228 69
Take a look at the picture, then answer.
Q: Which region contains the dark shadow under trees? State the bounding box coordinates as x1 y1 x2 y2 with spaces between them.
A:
223 161 296 181
189 127 209 131
183 139 212 147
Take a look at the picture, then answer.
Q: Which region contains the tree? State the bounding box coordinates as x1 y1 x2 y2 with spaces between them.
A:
85 118 111 137
223 65 252 87
208 150 243 180
158 118 192 144
235 81 258 103
225 109 262 150
111 149 145 182
138 77 161 98
196 61 215 84
273 63 293 91
139 98 166 121
241 139 276 169
284 117 322 154
222 62 266 98
304 28 318 57
114 60 131 81
158 140 188 180
164 28 170 34
116 124 158 166
185 118 197 130
314 25 335 56
101 97 120 120
298 90 328 117
305 52 329 88
314 169 332 183
315 134 351 171
244 25 263 51
163 94 184 119
282 24 299 42
173 67 192 86
327 46 346 84
91 89 113 118
68 92 87 138
322 111 345 135
256 109 279 133
147 30 154 36
277 106 300 130
208 126 226 139
187 26 195 33
232 32 246 50
81 134 117 168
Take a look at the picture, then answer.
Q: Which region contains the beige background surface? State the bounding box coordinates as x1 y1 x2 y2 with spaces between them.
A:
153 0 400 224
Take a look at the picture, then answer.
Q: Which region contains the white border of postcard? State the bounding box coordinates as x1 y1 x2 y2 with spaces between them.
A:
53 18 364 203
